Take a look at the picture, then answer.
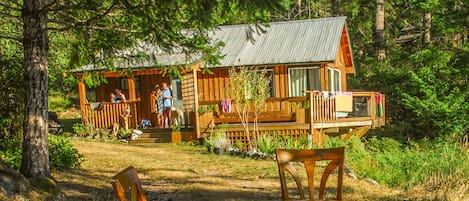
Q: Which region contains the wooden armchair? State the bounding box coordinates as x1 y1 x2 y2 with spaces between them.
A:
111 166 147 201
275 147 345 201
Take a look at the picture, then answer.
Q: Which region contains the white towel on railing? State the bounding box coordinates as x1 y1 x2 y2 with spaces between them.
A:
335 92 353 112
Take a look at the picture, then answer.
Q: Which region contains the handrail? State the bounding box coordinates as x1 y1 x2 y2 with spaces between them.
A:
82 101 138 129
198 97 308 105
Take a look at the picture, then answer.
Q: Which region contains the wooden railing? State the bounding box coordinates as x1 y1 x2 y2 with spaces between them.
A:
199 91 385 128
82 101 138 129
305 91 386 127
199 97 308 114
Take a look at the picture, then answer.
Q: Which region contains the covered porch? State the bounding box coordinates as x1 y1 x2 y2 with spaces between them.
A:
75 64 203 135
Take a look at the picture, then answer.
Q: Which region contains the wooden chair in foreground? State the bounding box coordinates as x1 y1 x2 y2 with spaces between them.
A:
111 166 147 201
276 147 345 201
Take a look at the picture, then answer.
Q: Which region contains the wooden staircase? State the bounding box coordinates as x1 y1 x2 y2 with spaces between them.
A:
129 128 172 144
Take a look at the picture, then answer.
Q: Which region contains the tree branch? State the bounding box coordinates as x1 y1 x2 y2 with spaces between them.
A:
0 11 21 19
0 34 22 42
49 0 118 32
44 0 58 10
0 1 22 11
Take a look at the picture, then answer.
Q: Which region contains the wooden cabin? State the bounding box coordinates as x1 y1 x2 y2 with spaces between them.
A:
72 17 385 145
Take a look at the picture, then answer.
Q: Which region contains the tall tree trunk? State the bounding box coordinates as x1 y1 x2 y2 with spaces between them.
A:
297 0 302 19
423 11 432 46
331 0 339 17
20 0 50 178
375 0 385 61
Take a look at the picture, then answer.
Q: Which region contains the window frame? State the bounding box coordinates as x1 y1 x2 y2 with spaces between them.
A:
327 67 341 92
120 77 140 90
288 66 321 97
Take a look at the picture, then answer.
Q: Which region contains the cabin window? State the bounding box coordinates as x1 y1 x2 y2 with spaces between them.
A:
288 67 321 97
120 78 140 90
328 67 341 92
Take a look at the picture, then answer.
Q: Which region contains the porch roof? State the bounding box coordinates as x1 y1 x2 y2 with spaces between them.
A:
72 16 353 72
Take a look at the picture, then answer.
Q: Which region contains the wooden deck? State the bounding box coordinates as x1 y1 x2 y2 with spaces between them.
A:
200 91 385 145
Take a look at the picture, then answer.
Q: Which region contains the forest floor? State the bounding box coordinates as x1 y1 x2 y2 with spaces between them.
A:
53 140 408 201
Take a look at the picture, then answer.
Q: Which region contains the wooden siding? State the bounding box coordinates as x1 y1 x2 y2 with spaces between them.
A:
197 65 289 102
275 65 289 98
197 68 230 101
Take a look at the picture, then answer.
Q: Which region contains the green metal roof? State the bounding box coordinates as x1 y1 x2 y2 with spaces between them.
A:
73 16 349 72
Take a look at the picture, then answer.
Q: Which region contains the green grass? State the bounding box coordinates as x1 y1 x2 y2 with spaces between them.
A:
51 140 404 201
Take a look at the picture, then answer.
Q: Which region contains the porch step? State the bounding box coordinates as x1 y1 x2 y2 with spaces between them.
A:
139 133 171 138
141 128 172 134
129 138 171 144
130 128 172 144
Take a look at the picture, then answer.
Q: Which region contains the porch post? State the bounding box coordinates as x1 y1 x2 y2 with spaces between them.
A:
193 68 201 139
78 81 87 124
127 77 138 128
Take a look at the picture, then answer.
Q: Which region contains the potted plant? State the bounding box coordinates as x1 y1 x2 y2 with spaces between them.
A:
213 134 229 155
205 127 230 155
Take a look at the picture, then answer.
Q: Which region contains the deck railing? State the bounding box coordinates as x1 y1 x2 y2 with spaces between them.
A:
199 91 385 128
306 91 385 127
82 101 138 129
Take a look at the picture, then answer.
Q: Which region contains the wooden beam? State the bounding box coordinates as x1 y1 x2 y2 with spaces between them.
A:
341 126 370 142
78 81 87 123
127 78 138 128
193 68 201 139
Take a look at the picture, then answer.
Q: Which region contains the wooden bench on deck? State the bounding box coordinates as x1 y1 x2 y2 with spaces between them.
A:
213 111 295 124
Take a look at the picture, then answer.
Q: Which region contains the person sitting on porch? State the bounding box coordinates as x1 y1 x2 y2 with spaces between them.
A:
111 89 126 104
140 117 152 129
161 82 172 128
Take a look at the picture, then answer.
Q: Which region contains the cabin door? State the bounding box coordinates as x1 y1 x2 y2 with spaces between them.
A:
171 78 183 110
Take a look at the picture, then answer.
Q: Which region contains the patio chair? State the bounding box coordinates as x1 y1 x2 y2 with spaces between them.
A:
111 166 147 201
276 147 345 201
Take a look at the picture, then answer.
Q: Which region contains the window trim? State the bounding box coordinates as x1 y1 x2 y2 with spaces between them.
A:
288 66 321 97
327 67 341 92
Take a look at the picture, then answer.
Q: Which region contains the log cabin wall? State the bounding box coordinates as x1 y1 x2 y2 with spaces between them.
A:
197 65 289 102
336 41 348 91
197 68 230 101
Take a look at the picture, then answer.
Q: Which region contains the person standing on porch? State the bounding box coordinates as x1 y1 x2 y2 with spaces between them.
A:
150 86 165 127
161 82 172 128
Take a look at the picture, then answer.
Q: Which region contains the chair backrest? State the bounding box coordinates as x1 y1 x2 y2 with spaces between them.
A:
111 166 147 201
275 147 345 201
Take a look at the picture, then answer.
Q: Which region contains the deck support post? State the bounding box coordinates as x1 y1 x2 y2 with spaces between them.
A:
78 81 87 124
193 68 201 139
127 77 138 128
307 91 324 146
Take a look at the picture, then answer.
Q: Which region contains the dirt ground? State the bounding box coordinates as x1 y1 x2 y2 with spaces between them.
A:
53 140 404 201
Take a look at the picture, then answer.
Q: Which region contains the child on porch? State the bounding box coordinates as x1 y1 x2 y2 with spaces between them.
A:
111 89 126 103
151 86 165 128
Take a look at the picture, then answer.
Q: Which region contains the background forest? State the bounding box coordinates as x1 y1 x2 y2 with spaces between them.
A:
0 0 468 200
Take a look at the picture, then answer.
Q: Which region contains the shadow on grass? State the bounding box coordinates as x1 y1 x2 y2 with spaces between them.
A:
56 166 405 201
